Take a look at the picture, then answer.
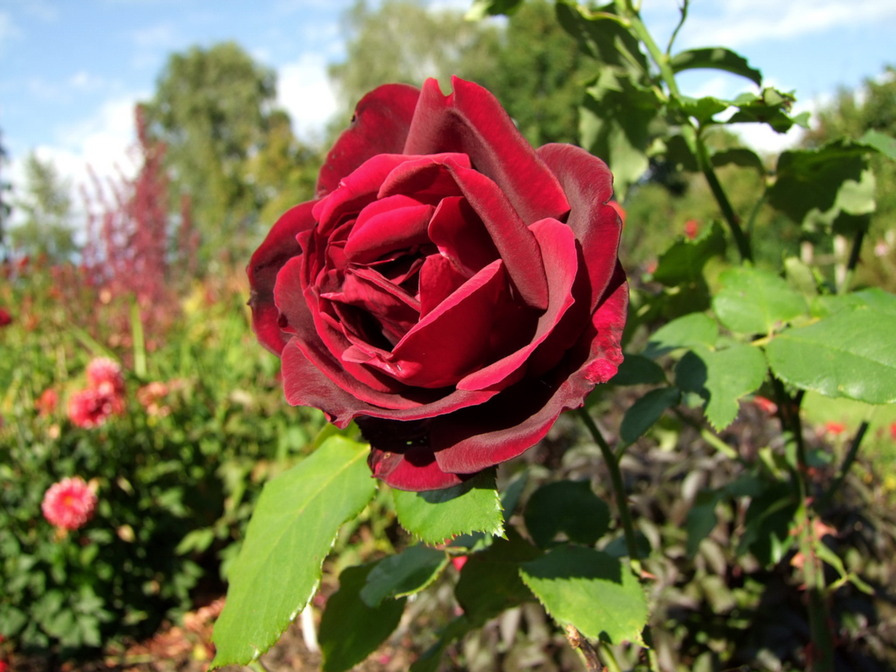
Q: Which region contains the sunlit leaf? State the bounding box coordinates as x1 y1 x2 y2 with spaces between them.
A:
765 305 896 404
675 345 768 430
712 267 808 335
392 470 504 544
520 545 647 645
211 436 377 668
644 312 719 358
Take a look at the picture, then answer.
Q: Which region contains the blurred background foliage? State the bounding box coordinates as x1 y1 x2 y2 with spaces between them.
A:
1 0 895 669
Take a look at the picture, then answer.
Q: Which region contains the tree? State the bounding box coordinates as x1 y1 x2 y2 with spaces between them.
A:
9 152 77 263
0 129 11 260
327 0 500 123
477 0 593 146
244 109 321 230
142 42 280 260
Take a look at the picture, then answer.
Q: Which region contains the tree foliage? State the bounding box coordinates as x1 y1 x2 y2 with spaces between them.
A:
327 0 501 124
9 152 77 263
141 42 282 260
477 0 592 146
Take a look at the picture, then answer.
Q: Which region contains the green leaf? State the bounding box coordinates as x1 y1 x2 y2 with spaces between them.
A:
211 436 377 668
675 345 768 430
769 140 875 227
765 305 896 404
620 386 681 444
670 47 763 86
859 129 896 160
712 267 808 335
686 491 722 557
454 531 539 626
556 1 649 75
580 68 659 199
677 95 730 125
465 0 524 19
652 221 726 288
392 470 504 544
610 354 667 385
728 88 807 133
360 545 448 607
519 545 648 645
524 480 610 548
319 563 406 672
644 312 719 358
711 147 765 173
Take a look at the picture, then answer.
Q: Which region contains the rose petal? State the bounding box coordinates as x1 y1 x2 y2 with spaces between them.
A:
281 338 498 421
404 77 570 224
312 154 411 232
427 196 497 277
247 201 317 355
344 195 434 263
360 418 465 491
456 217 578 391
449 164 548 309
317 83 420 197
417 253 468 317
538 143 622 310
433 269 627 476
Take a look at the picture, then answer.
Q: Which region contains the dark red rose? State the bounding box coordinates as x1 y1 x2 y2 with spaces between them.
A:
249 77 626 491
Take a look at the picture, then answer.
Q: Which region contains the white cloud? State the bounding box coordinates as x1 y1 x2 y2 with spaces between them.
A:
277 54 339 139
0 10 21 52
8 94 141 219
674 0 896 49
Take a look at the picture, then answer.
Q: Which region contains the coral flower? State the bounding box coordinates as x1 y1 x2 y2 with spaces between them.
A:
36 387 59 416
41 477 98 530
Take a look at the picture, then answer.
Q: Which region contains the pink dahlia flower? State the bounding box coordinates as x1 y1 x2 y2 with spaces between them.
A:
41 477 98 530
67 387 124 428
85 357 125 396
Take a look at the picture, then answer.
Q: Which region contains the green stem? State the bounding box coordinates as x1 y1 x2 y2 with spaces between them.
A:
694 132 754 263
577 408 657 670
839 227 867 294
824 419 870 505
771 378 835 672
621 1 753 263
577 410 641 570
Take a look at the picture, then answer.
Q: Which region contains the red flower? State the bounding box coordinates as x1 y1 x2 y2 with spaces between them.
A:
41 476 98 530
0 307 12 327
683 219 699 239
85 357 125 396
824 421 847 436
248 77 626 491
752 396 778 415
67 388 124 428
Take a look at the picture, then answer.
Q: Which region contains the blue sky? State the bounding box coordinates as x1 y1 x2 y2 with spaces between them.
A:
1 0 894 195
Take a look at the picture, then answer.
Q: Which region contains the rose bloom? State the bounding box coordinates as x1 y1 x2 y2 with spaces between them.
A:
0 307 12 327
68 387 125 428
249 77 626 491
86 357 125 396
41 476 98 530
